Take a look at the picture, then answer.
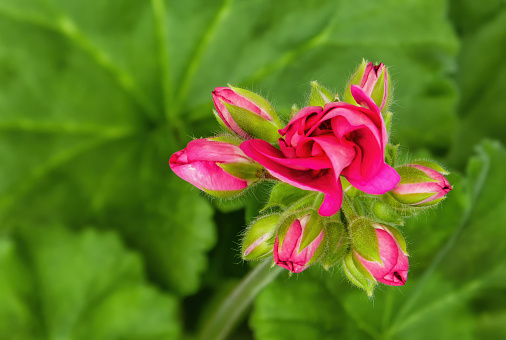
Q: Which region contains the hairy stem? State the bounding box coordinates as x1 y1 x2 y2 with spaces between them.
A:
197 260 283 340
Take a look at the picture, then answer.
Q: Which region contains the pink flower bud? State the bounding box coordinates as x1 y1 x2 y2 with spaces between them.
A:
212 86 281 141
169 138 262 197
274 213 325 273
355 225 409 286
390 161 452 206
345 59 391 112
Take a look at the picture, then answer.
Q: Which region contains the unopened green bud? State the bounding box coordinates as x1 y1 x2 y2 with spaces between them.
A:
242 214 280 260
308 81 336 107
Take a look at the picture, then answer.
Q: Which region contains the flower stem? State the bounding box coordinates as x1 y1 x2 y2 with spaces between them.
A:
197 260 283 340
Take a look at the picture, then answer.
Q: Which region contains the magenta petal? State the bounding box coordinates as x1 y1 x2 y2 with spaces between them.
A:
311 135 355 173
356 229 398 278
350 85 388 148
242 139 331 170
280 106 323 136
346 162 400 195
317 177 343 217
377 250 409 286
279 220 302 260
187 139 251 164
171 160 247 191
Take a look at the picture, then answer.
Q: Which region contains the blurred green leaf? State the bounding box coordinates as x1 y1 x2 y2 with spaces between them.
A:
448 0 506 168
183 0 459 152
0 0 217 295
0 225 180 340
0 0 463 336
252 139 506 339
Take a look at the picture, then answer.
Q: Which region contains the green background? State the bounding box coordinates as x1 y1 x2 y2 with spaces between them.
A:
1 0 505 339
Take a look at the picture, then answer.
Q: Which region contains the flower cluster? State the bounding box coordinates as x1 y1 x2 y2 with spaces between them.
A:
169 60 452 295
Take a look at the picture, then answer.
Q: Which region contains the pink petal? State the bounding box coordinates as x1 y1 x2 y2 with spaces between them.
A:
350 85 388 148
280 106 323 136
346 162 400 195
377 249 409 286
170 159 247 192
240 139 343 216
278 219 302 261
356 229 398 278
187 139 251 164
212 94 248 138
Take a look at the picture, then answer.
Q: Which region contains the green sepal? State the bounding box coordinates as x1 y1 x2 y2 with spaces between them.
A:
350 218 381 264
223 102 282 143
291 104 300 117
396 166 438 185
308 81 334 107
411 160 450 175
321 221 348 270
203 188 245 198
343 59 367 105
384 111 393 138
385 143 399 167
285 193 319 213
263 182 311 210
353 198 365 217
212 109 233 132
371 200 404 225
342 177 359 198
242 214 280 260
390 192 434 205
370 65 391 112
228 85 281 125
380 224 408 256
343 251 376 296
299 211 324 251
209 134 243 145
382 193 424 216
416 196 446 207
217 162 263 181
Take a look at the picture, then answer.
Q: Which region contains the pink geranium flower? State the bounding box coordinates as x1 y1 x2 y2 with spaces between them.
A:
241 86 400 216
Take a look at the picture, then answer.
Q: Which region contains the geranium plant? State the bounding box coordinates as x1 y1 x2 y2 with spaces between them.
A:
170 60 452 338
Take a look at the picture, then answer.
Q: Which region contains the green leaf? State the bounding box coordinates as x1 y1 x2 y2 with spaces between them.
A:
0 225 180 339
0 0 459 299
449 0 506 168
0 0 218 297
251 139 506 340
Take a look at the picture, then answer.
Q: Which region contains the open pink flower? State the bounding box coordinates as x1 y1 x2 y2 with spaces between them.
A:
355 227 409 286
240 86 400 216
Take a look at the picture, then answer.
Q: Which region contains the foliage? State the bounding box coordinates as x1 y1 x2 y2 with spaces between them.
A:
0 0 504 339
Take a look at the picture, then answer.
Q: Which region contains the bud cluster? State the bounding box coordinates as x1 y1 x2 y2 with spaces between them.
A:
169 59 452 295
